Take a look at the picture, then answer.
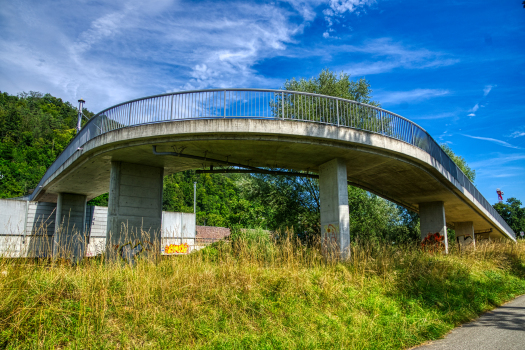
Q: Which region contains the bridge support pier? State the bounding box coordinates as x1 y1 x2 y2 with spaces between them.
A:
53 193 87 261
419 201 448 254
319 158 350 259
455 221 475 249
106 161 163 260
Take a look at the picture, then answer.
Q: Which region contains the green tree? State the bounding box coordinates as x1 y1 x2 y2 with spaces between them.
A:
493 197 525 236
275 68 381 129
0 91 93 198
284 68 377 104
237 173 320 234
441 144 476 182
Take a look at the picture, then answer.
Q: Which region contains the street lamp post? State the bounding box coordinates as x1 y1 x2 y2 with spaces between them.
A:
193 181 197 214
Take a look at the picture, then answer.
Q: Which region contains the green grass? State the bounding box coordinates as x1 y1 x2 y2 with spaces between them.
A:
1 234 524 349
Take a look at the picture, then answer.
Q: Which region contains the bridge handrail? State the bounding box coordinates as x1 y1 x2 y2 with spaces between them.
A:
30 89 515 239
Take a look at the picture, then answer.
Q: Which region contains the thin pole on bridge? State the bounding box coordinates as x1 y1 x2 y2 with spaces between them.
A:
77 99 85 133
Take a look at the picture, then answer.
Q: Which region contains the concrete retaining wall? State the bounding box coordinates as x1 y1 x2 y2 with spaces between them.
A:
0 199 196 257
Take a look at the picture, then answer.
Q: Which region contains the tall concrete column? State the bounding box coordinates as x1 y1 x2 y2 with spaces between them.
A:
53 193 87 260
455 221 475 249
319 158 350 259
419 201 448 254
106 161 163 259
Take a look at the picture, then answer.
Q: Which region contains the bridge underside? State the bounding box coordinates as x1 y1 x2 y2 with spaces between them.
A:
35 119 507 240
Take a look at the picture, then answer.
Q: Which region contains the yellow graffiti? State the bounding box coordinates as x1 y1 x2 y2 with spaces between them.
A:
164 243 189 254
323 223 338 244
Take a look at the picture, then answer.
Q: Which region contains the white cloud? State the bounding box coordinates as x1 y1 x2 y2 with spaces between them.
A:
462 135 521 149
412 111 458 120
491 173 520 178
467 85 495 117
0 0 310 111
323 0 375 26
510 131 525 138
377 88 449 104
471 154 525 167
483 84 494 97
341 39 459 75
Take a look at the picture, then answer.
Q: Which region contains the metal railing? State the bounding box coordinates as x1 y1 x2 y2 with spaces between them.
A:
30 89 515 238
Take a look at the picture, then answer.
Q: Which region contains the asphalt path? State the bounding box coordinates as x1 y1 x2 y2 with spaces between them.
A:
414 295 525 350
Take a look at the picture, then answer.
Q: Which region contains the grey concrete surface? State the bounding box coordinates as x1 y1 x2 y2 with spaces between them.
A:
420 201 448 252
162 211 196 239
415 295 525 350
0 199 27 236
31 119 513 241
53 193 87 259
455 221 475 248
21 201 56 258
107 161 163 254
319 158 350 258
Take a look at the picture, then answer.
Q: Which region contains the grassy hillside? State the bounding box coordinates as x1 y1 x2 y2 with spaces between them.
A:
1 235 524 349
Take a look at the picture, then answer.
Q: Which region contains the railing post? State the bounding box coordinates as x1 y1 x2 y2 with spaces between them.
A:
336 100 339 126
381 111 384 134
281 92 284 119
170 94 174 120
223 90 226 118
128 103 132 126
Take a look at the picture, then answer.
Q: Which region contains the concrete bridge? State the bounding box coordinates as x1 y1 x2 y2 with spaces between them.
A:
26 89 516 258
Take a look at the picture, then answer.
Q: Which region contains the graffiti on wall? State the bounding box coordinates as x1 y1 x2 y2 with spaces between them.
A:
113 240 154 263
322 223 339 252
421 232 445 253
163 243 189 255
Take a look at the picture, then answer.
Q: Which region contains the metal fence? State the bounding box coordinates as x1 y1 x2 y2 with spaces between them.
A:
30 89 515 238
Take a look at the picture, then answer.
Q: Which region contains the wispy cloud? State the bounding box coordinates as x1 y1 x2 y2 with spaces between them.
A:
491 173 520 178
470 154 525 168
377 88 449 104
483 85 494 97
467 85 495 117
462 134 521 149
411 111 458 120
0 0 312 111
341 38 459 75
510 131 525 138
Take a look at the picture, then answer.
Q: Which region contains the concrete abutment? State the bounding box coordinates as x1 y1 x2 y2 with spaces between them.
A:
319 158 350 259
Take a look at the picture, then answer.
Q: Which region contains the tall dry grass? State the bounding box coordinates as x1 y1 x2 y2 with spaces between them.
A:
0 229 524 349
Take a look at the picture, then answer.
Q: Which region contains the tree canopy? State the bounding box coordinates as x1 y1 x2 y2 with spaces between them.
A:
493 198 525 236
284 68 378 106
440 144 476 183
0 91 92 198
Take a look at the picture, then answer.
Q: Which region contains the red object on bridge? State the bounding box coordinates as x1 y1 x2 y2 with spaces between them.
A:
496 188 504 202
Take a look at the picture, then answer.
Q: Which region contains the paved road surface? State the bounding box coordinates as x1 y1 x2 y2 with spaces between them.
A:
415 295 525 350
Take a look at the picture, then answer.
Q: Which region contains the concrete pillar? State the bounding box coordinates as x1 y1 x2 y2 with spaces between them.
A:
106 161 163 260
53 193 87 260
455 221 475 249
319 158 350 259
419 201 448 254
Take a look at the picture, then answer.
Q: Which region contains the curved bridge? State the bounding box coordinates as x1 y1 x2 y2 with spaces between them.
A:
29 89 516 257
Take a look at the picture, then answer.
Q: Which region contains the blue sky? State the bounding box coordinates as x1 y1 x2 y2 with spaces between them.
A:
1 0 524 205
